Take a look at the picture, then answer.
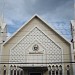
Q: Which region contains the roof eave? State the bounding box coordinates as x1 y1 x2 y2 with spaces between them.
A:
3 14 71 45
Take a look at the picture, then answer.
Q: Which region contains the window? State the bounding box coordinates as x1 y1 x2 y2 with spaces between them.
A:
4 70 6 75
3 65 6 75
59 65 62 75
17 70 19 75
67 65 70 75
49 71 51 75
48 65 51 75
20 70 23 75
52 71 55 75
56 65 58 75
14 70 16 75
10 65 13 75
52 65 55 75
14 65 16 75
10 70 13 75
59 70 62 75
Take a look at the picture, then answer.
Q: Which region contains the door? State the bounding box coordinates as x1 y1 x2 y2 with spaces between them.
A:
30 72 41 75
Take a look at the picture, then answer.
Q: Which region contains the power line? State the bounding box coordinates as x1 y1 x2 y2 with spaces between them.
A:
0 62 75 64
0 42 72 44
0 53 75 56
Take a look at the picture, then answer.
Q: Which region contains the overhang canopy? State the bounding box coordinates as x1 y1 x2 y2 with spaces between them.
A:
20 66 48 71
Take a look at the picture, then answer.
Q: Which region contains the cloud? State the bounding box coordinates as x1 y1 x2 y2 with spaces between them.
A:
7 32 11 38
41 0 73 21
0 0 73 23
0 0 74 40
31 0 38 4
1 0 73 28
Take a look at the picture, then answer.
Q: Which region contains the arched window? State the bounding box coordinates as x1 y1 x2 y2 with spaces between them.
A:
59 65 62 75
3 65 6 75
48 65 51 75
52 65 55 75
14 65 16 75
67 65 70 75
56 65 58 75
10 65 13 75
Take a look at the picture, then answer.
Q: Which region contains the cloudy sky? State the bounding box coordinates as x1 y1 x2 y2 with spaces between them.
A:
0 0 74 40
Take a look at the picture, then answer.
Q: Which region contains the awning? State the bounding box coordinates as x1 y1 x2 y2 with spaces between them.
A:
19 66 48 71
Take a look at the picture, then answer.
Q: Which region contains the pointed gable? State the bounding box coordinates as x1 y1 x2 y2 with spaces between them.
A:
9 27 62 63
2 14 72 65
3 14 71 46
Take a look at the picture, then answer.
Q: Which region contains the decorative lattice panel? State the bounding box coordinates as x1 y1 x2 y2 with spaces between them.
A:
10 27 62 63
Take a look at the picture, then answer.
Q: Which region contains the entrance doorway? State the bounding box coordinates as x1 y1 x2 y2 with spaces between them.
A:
30 72 41 75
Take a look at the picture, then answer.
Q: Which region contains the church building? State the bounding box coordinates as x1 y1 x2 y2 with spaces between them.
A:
0 15 74 75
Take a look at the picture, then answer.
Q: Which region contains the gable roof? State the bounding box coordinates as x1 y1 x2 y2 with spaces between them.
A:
3 14 71 45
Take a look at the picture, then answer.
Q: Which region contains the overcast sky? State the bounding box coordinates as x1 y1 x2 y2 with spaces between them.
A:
0 0 74 40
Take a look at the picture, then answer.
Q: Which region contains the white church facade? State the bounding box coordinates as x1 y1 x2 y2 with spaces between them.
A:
0 15 75 75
